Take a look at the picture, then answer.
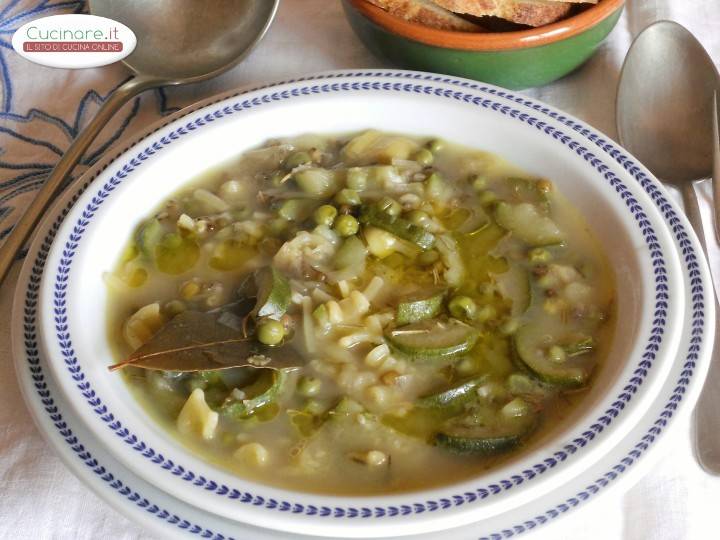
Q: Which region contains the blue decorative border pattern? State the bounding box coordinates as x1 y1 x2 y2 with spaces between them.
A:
50 75 669 518
16 72 704 539
24 185 233 539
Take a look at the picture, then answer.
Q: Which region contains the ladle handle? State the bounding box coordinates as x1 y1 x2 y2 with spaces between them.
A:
686 181 720 474
0 76 159 285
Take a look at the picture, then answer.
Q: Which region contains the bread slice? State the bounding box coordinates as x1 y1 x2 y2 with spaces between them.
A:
366 0 482 31
431 0 574 27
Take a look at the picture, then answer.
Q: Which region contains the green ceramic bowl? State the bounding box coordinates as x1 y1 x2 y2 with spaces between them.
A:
342 0 625 89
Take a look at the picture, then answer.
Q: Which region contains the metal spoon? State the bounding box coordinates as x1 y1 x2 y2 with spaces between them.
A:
616 20 720 474
0 0 279 283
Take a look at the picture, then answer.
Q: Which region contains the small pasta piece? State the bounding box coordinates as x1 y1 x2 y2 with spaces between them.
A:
322 343 357 364
338 364 376 393
366 385 392 407
364 314 383 335
309 358 338 377
176 213 195 232
122 303 163 350
219 179 251 202
291 291 305 305
338 332 379 348
349 449 388 466
194 219 208 236
362 276 384 303
399 193 422 210
365 450 388 466
177 388 218 440
375 311 396 326
237 220 265 240
194 188 229 213
234 442 270 467
350 290 370 315
380 355 407 374
311 287 335 304
337 280 351 298
326 301 343 324
365 344 390 367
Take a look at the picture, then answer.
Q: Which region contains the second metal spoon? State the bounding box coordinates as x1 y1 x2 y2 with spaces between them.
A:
617 20 720 473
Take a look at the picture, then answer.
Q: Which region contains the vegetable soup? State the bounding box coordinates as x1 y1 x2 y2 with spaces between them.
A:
107 130 615 494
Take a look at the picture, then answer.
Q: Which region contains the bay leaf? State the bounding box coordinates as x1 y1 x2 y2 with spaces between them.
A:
109 309 302 372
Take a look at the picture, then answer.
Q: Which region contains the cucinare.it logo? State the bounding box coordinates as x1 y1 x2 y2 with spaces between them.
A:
12 14 136 69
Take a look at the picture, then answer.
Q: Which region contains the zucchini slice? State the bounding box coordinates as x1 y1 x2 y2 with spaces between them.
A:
137 218 164 258
513 320 595 388
434 399 537 455
505 177 550 207
253 267 291 319
396 287 447 325
417 376 485 410
385 318 479 360
494 202 563 247
220 369 288 419
360 206 435 250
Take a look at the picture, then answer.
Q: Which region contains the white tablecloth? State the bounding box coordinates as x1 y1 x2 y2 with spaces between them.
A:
1 1 718 538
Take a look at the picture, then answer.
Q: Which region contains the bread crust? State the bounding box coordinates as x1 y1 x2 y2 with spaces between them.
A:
366 0 482 31
431 0 574 27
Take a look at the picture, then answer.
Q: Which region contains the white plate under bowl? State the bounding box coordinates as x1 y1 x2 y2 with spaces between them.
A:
8 189 701 540
31 71 714 538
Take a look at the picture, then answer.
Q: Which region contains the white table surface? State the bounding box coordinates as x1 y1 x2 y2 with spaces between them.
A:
1 0 719 538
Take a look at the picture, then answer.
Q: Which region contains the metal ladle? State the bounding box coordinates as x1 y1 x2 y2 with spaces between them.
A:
0 0 279 283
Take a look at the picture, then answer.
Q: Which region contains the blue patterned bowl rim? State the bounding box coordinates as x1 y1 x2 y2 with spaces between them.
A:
30 70 712 536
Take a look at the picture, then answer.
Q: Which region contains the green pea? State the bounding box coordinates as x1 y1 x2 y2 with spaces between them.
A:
500 318 520 336
529 247 551 263
164 300 186 317
406 210 431 229
257 319 284 346
548 345 567 364
269 170 287 187
448 296 477 320
377 197 401 216
476 304 497 323
333 215 359 237
346 167 368 190
269 217 289 236
537 274 555 289
334 189 361 206
471 174 488 191
478 190 498 206
313 204 338 227
427 139 443 153
285 151 312 169
298 376 322 397
278 199 312 221
303 399 326 416
413 148 434 167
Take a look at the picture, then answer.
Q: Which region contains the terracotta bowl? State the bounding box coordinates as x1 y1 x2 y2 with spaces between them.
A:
342 0 625 89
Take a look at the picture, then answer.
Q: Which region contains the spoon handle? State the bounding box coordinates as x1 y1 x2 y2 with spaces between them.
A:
713 91 720 242
0 76 159 285
686 181 720 474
